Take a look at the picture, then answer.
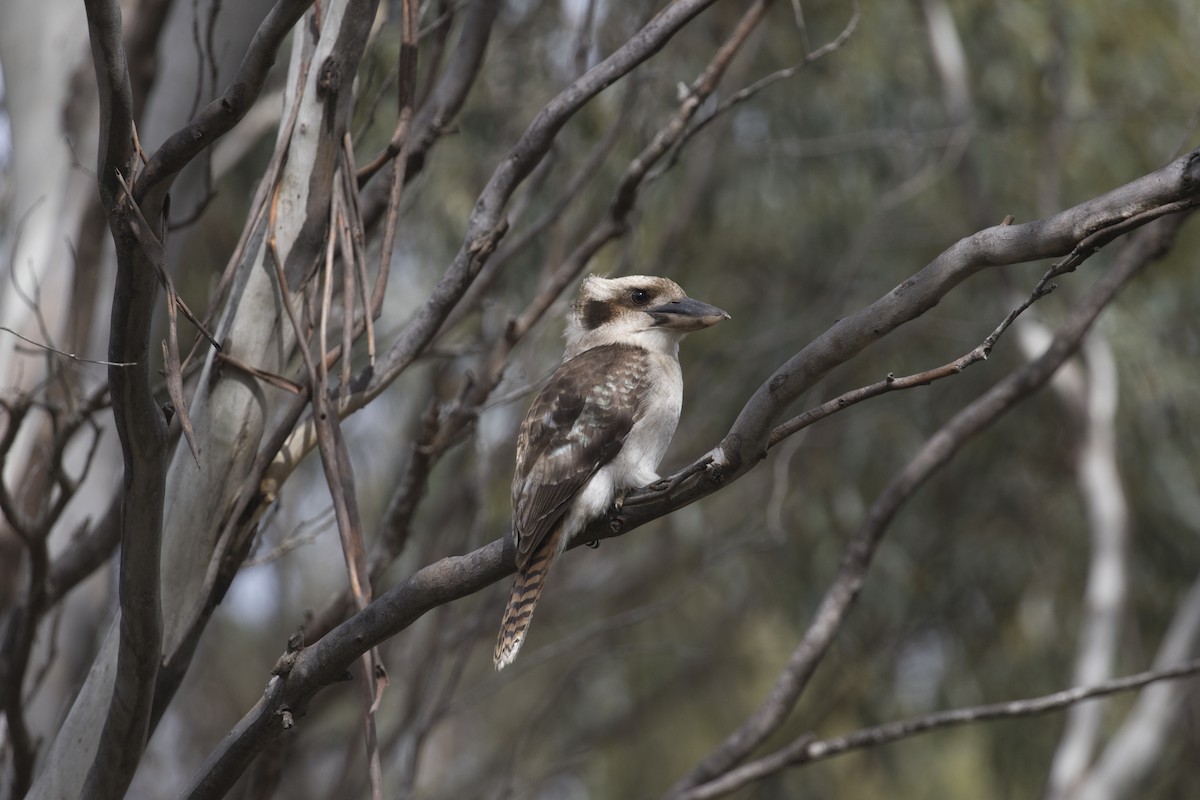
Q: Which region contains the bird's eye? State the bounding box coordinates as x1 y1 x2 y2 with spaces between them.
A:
629 288 651 306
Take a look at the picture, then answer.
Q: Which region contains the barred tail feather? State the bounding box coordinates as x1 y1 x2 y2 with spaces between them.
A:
494 534 560 670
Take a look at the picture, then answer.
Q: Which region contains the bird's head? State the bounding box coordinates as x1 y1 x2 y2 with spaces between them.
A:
564 275 730 357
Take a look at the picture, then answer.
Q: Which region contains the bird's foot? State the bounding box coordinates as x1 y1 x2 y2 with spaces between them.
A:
638 456 716 501
646 476 672 492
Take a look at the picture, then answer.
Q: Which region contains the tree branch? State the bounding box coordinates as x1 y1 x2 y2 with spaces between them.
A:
1030 326 1129 798
1074 575 1200 799
671 657 1200 800
180 539 513 800
81 0 169 796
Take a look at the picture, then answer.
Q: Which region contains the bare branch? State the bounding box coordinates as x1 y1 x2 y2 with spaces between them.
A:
80 0 169 794
0 480 48 798
180 537 512 800
768 246 1055 447
0 390 111 799
648 4 860 185
0 326 136 367
1074 576 1200 798
671 657 1200 800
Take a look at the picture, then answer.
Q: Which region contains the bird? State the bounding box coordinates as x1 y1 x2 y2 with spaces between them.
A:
494 274 729 670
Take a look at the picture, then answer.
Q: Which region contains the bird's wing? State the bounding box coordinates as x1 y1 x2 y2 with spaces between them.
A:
511 343 651 567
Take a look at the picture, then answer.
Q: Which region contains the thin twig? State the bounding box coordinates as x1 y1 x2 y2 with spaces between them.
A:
1 326 137 367
769 255 1056 446
647 5 860 186
214 351 305 394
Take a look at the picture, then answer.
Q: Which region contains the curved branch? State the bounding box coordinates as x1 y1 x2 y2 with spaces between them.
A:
724 161 1200 455
671 657 1200 800
180 539 513 799
1076 575 1200 798
1037 329 1129 798
82 0 170 797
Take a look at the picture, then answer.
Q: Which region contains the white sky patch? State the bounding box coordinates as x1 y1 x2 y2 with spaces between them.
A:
224 564 283 627
893 629 948 711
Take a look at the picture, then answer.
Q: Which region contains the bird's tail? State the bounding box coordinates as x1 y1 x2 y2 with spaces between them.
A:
494 534 560 670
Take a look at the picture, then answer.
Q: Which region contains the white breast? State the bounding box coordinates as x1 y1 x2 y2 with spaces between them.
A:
560 352 683 544
609 351 682 487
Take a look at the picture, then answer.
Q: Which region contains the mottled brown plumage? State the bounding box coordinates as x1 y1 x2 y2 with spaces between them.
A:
494 276 728 669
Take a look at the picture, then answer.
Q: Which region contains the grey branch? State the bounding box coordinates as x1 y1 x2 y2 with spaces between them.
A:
81 0 170 797
670 657 1200 800
0 326 136 367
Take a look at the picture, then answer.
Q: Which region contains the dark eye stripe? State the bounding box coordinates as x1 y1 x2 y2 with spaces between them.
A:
582 299 614 330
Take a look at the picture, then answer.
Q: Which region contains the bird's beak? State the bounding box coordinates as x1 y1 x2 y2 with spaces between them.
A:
648 296 731 331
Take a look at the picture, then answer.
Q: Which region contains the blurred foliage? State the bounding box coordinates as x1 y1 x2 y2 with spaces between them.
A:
140 0 1200 798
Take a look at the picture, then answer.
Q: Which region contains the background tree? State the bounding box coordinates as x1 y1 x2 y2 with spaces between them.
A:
1 1 1199 799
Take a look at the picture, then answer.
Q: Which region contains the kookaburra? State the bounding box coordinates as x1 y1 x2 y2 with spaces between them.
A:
494 275 729 670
